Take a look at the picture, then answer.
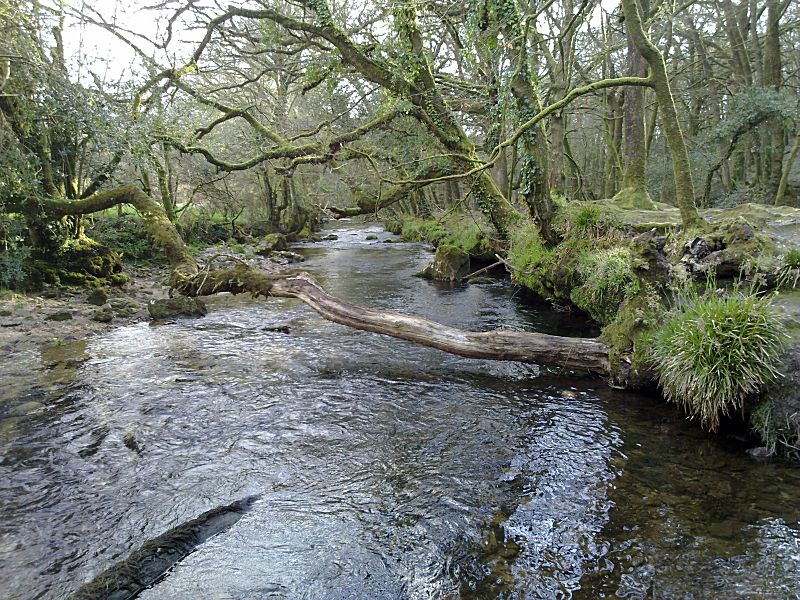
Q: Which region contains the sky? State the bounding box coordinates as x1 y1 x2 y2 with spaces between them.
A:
61 0 621 85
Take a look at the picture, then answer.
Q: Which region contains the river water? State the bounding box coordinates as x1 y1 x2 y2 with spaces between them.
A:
1 223 799 599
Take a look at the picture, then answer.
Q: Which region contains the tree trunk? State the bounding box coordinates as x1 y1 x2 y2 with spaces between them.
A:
614 0 654 209
178 267 612 375
621 0 704 228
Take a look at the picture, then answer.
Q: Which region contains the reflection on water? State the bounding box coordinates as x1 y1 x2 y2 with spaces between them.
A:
1 222 799 599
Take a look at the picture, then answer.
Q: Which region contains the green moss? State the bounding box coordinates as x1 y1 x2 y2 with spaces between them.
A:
650 290 786 431
400 217 450 244
507 226 552 297
394 214 495 259
611 187 657 210
570 247 641 325
599 285 663 386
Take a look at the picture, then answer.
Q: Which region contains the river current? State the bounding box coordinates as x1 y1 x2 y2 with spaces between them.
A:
1 223 799 599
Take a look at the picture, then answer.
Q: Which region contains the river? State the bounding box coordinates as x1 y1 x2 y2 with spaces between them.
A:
1 222 799 599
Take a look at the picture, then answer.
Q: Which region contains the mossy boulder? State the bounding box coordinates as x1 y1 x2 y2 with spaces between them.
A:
86 287 110 306
92 308 114 323
147 297 207 320
32 236 124 287
417 244 471 281
680 217 775 278
255 233 288 256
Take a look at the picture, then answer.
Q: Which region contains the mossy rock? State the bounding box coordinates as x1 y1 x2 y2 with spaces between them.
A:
59 237 123 278
599 286 663 388
147 297 207 320
86 287 109 306
92 308 114 323
681 217 775 278
45 311 73 322
255 233 288 256
416 244 471 281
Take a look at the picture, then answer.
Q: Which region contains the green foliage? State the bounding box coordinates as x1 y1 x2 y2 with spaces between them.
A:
571 247 641 325
0 245 31 290
651 290 785 431
785 249 800 270
87 215 160 263
750 400 779 455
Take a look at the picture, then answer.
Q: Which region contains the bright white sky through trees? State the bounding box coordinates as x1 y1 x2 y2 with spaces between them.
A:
63 0 621 85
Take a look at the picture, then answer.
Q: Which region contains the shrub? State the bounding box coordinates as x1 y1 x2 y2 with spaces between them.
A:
0 245 31 290
87 215 157 262
650 290 785 431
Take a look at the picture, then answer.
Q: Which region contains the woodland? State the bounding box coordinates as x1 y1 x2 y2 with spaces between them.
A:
1 0 800 447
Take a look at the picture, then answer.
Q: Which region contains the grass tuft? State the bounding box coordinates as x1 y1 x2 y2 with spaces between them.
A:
650 290 785 431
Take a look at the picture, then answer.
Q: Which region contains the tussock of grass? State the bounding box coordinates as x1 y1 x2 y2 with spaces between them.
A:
651 290 785 431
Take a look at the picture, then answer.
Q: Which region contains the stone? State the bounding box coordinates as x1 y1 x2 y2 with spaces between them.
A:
255 233 288 256
416 244 471 281
45 311 73 321
322 234 339 241
92 308 114 323
147 297 207 320
86 287 109 306
273 251 305 263
366 234 378 240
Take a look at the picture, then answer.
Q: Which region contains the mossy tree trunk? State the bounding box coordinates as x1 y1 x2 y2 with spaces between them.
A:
491 0 557 243
613 0 654 210
620 0 704 228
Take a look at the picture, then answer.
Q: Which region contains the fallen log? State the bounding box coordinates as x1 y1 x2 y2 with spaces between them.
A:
18 185 612 378
175 265 611 376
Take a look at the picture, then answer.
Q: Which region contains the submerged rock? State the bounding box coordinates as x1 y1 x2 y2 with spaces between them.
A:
366 234 378 240
416 244 471 281
67 495 260 600
147 297 207 320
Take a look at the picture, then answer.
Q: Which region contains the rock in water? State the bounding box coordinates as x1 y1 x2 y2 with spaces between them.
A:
147 297 207 320
67 495 260 599
416 244 471 281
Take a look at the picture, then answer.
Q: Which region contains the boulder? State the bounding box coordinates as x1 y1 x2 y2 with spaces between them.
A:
86 287 109 306
147 297 207 320
45 311 73 321
92 308 114 323
255 233 288 256
416 244 470 281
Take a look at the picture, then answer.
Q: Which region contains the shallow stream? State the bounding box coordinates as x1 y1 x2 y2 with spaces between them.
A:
1 223 799 599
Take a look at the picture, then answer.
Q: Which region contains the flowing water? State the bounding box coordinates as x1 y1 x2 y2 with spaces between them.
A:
1 223 799 599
